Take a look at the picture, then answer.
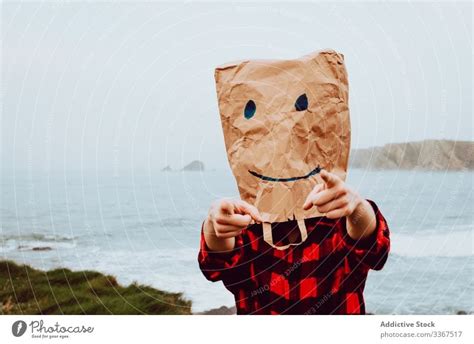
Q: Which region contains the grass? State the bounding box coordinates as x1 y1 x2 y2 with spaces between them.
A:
0 260 192 315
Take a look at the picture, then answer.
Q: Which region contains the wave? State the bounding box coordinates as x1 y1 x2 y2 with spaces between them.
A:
395 223 473 235
1 233 76 242
0 232 77 252
391 230 473 257
2 226 472 258
157 217 197 228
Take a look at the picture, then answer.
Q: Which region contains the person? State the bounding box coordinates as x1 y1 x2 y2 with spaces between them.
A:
198 169 390 315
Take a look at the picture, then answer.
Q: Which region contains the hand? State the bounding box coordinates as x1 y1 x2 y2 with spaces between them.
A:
303 170 362 219
204 199 262 251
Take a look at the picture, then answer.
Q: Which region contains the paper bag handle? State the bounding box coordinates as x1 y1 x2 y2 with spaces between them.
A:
262 219 308 250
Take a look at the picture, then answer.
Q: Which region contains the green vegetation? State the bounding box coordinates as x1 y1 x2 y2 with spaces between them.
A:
0 260 191 315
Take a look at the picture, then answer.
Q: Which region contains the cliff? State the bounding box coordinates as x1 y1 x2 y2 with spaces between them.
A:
0 260 191 315
350 140 473 170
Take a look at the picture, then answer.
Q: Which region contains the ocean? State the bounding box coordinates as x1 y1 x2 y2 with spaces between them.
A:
1 169 473 314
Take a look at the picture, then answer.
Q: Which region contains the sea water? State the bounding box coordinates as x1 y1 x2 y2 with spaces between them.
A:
1 169 473 314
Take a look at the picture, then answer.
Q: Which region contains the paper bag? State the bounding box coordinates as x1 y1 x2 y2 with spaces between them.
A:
214 50 351 247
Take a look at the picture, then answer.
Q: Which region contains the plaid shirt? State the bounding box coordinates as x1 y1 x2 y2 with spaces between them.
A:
198 200 390 315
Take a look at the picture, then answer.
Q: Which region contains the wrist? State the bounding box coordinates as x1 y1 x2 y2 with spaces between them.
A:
346 198 376 240
203 217 236 251
203 216 216 236
347 195 364 221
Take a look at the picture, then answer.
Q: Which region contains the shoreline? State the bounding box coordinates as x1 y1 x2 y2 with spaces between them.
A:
1 259 472 315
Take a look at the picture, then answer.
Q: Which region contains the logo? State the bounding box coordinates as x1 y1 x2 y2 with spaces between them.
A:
12 320 27 337
10 319 94 340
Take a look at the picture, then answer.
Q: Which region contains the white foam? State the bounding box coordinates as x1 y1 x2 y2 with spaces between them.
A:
391 230 473 257
0 233 77 252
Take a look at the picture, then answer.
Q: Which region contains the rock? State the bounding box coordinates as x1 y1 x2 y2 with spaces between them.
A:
31 247 52 251
18 245 53 251
196 305 236 315
161 165 172 171
350 140 473 170
182 160 205 171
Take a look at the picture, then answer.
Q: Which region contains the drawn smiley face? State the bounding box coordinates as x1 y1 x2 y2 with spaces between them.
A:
244 93 322 182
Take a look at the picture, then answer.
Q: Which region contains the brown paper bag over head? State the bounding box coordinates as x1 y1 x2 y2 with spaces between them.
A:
214 50 351 248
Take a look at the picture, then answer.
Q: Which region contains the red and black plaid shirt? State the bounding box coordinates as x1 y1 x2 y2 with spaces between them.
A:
198 200 390 315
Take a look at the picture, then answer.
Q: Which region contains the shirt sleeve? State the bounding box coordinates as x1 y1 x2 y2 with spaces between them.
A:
341 200 390 271
197 222 245 282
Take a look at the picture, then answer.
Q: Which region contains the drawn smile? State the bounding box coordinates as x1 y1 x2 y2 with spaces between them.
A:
248 165 321 182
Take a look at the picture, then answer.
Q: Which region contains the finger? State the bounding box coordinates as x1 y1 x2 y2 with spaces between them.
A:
325 207 350 219
216 213 252 227
305 183 325 201
320 170 342 188
309 188 341 207
317 196 347 213
236 200 263 222
303 183 325 210
214 230 242 239
219 199 235 215
214 223 244 233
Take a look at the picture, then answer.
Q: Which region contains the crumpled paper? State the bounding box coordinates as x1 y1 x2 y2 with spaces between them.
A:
215 50 351 223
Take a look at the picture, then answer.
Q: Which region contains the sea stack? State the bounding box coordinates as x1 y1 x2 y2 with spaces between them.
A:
182 160 204 171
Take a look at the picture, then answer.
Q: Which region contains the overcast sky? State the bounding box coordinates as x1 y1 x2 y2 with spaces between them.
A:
2 1 472 172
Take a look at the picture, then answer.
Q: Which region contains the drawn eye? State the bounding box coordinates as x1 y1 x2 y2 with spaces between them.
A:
295 93 308 111
244 100 256 119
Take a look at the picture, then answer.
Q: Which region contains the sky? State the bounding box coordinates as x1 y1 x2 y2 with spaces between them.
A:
2 1 472 172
